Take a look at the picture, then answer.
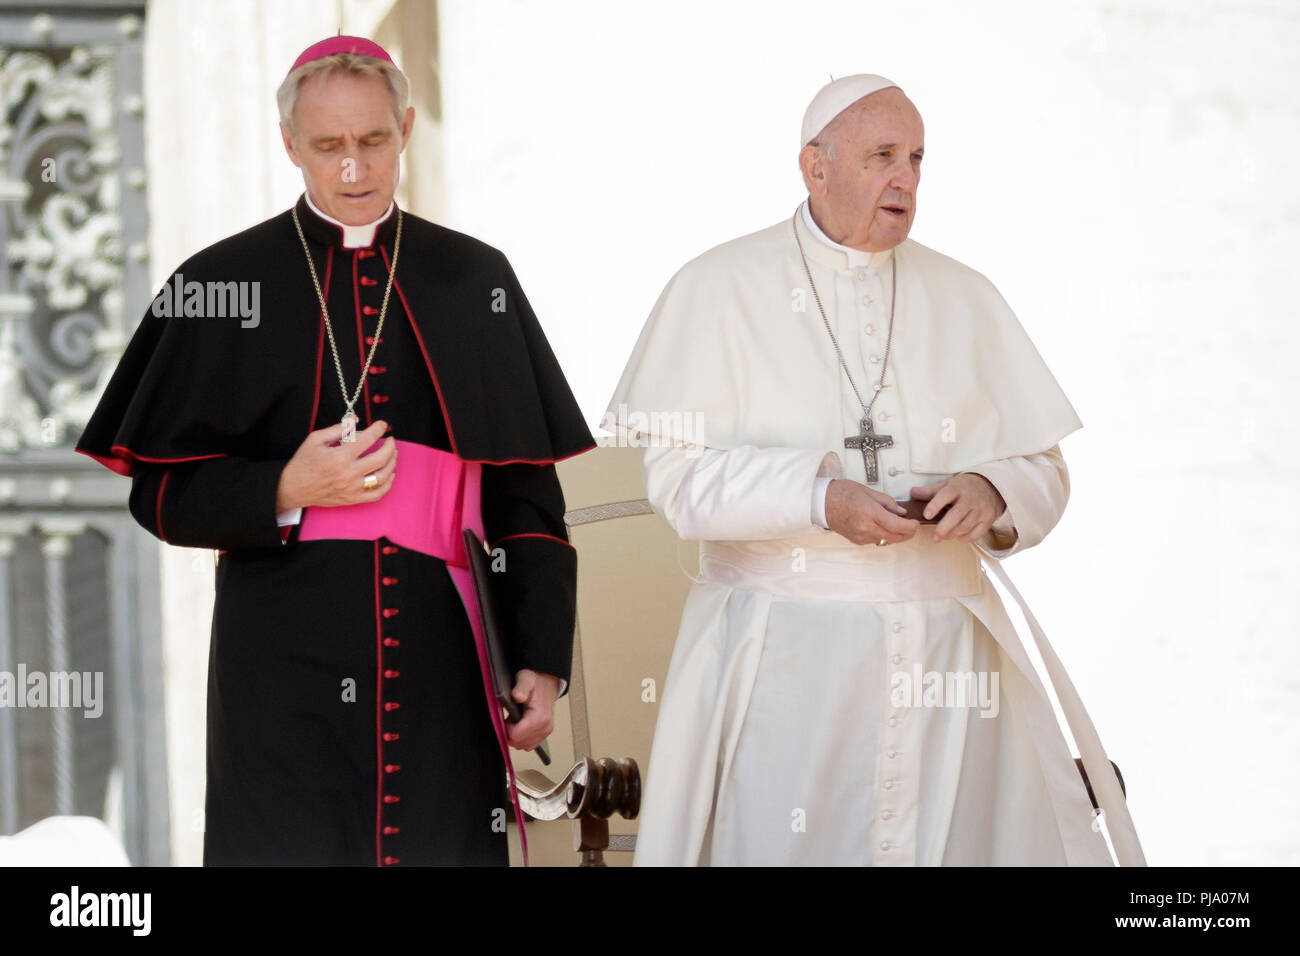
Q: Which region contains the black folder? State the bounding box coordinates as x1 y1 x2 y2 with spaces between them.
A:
462 528 551 765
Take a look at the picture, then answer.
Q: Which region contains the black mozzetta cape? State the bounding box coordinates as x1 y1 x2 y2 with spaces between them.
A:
75 194 595 866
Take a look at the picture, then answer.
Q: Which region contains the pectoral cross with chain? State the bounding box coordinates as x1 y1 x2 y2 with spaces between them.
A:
845 412 892 483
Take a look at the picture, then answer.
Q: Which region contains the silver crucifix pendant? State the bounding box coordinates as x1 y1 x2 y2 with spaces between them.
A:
845 414 893 483
340 409 358 443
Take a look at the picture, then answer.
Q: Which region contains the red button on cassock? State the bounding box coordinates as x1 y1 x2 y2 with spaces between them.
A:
381 545 398 555
384 856 400 865
382 576 398 586
358 249 375 259
384 701 400 712
383 732 400 742
383 637 400 647
382 608 399 618
372 394 389 404
361 275 378 286
385 764 400 774
368 366 387 375
383 795 400 804
384 669 400 679
364 335 383 345
383 826 400 835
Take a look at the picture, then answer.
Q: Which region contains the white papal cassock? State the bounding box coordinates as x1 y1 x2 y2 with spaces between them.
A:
604 201 1145 867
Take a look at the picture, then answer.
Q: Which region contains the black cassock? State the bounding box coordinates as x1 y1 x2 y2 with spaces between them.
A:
75 195 595 866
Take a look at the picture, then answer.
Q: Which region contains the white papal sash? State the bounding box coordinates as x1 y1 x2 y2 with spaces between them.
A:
691 532 1147 867
697 530 983 604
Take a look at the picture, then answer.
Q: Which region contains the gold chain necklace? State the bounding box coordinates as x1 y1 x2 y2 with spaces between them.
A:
291 205 403 443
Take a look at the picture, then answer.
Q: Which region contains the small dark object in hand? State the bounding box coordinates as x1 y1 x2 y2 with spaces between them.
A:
897 498 952 524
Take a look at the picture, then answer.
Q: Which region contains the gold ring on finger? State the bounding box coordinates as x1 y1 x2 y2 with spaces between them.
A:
363 472 379 491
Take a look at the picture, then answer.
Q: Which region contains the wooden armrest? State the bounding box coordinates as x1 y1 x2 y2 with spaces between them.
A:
511 757 641 823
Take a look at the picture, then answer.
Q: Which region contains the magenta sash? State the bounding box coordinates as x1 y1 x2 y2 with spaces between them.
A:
298 438 531 866
298 439 468 559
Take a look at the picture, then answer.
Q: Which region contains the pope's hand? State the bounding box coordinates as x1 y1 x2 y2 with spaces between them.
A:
506 669 558 752
826 478 919 545
910 473 1006 543
275 419 397 510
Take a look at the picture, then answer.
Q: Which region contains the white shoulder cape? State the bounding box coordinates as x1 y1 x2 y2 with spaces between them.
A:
604 215 1082 474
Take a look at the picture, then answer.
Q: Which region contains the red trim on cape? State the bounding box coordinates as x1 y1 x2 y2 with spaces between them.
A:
76 448 133 476
381 246 459 457
155 469 171 542
380 244 596 468
470 442 597 467
75 445 227 478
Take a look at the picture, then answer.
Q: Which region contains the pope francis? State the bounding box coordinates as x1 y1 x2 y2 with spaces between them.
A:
604 75 1146 866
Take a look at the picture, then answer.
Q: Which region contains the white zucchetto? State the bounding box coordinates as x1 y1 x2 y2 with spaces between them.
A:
801 73 901 147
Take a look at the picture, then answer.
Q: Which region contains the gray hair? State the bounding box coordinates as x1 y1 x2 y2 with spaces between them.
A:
807 134 838 162
807 106 858 163
276 52 410 135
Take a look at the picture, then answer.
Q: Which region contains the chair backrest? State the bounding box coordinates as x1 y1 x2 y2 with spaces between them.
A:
507 443 696 866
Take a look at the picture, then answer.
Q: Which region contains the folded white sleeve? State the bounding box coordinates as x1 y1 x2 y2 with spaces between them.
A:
642 443 843 541
811 475 834 529
962 443 1070 559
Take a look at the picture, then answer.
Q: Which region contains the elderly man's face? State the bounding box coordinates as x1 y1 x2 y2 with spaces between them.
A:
280 70 414 225
801 88 925 252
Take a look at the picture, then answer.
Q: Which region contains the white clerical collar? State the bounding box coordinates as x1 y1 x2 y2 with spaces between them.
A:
303 190 395 248
799 198 893 271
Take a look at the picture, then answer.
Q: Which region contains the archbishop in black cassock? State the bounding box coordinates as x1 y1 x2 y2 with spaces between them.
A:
75 187 595 865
